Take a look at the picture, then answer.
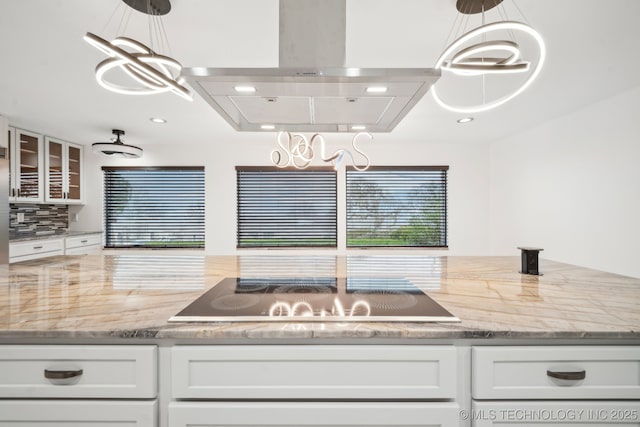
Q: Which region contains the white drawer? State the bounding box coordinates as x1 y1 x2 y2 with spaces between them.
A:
472 401 640 426
65 233 102 249
10 238 64 258
169 402 460 427
0 400 157 426
0 345 157 398
472 346 640 399
65 244 102 255
172 345 457 400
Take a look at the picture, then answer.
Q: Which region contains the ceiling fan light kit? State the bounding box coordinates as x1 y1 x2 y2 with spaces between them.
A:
92 129 143 158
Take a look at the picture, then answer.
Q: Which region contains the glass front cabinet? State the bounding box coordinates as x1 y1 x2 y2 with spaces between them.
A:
45 137 83 204
8 127 44 203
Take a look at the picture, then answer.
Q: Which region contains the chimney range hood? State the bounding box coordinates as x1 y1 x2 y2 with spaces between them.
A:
181 0 440 133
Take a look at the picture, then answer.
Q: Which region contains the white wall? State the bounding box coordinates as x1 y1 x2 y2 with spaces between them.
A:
489 86 640 278
71 135 491 256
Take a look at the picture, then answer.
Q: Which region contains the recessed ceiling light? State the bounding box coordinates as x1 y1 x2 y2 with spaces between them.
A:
351 125 366 130
457 117 474 124
234 85 256 93
366 86 388 93
261 124 275 130
150 117 167 124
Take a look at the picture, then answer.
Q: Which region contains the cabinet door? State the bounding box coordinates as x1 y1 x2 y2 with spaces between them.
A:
11 128 44 202
46 136 65 202
169 402 460 427
45 138 83 204
66 142 83 203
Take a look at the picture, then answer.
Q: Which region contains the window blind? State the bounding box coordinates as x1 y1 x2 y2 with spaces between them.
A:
236 167 337 248
346 166 448 248
103 167 205 248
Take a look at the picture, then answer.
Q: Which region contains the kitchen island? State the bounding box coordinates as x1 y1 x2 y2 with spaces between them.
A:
1 255 639 427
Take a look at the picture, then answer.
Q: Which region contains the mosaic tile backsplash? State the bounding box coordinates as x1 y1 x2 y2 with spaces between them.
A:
9 204 69 240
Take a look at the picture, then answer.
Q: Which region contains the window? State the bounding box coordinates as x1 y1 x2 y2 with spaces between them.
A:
103 167 205 248
346 166 448 248
236 167 337 248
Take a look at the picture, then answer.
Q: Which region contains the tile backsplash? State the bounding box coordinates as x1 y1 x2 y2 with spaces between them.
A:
9 204 69 240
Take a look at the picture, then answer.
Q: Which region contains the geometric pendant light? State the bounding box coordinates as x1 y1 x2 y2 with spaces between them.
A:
92 129 143 158
84 0 192 101
432 0 545 113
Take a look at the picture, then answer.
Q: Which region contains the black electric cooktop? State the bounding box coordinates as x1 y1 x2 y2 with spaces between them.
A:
169 277 459 322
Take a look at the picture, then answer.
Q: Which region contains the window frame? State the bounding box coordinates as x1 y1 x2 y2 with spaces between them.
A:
345 165 449 249
236 166 338 249
102 166 205 249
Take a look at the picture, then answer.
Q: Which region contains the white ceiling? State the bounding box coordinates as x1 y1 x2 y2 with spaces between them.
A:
1 0 639 149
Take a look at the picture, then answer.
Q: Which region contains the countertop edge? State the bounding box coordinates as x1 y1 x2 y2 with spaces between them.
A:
1 327 638 342
10 231 102 243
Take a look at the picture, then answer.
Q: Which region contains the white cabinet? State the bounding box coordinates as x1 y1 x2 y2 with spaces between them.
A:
170 345 460 427
9 237 64 263
45 136 84 204
471 346 640 426
8 127 45 202
10 233 103 263
65 233 103 255
0 345 157 427
6 126 84 204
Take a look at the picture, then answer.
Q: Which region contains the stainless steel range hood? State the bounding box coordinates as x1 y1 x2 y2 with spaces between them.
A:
181 0 440 133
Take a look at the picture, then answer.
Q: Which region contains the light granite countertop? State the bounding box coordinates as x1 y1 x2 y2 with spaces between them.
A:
0 254 638 342
10 230 103 243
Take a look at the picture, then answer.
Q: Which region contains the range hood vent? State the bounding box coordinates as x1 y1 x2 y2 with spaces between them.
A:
182 0 440 133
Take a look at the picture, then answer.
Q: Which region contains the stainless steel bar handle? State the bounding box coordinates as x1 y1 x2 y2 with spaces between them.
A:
44 369 83 379
546 369 586 380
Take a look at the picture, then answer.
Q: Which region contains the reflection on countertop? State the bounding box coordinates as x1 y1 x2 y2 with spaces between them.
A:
0 254 639 341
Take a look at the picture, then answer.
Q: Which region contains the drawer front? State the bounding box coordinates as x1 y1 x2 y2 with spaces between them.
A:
172 345 457 400
10 238 64 258
0 345 157 398
65 244 102 255
472 401 640 426
472 346 640 399
169 402 460 427
0 400 157 426
65 233 102 249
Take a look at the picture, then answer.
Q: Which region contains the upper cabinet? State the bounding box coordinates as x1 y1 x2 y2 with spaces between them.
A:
45 137 84 204
8 127 45 203
7 127 84 205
